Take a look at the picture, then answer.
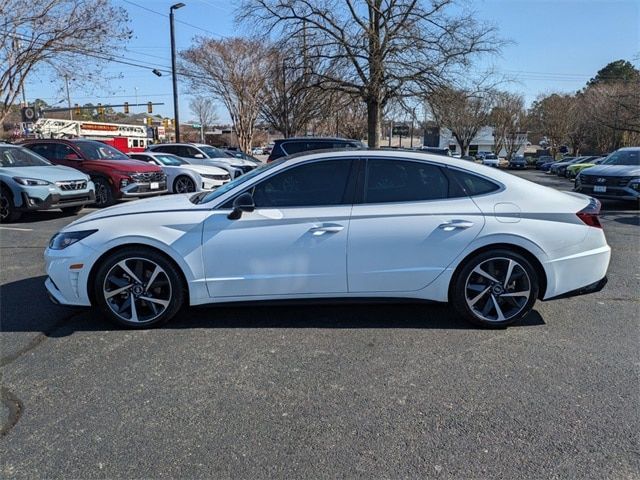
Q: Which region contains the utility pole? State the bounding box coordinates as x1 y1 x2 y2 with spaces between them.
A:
64 74 73 120
282 58 289 138
170 3 186 142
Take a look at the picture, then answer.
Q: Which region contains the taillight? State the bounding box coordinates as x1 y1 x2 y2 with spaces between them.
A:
576 198 602 228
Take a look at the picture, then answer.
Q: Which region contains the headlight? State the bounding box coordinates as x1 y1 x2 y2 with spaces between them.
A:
13 177 51 186
630 178 640 190
49 230 98 250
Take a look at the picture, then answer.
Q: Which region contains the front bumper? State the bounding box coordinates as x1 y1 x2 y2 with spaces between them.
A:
44 243 96 306
574 184 640 201
18 190 95 211
201 178 228 190
120 181 168 198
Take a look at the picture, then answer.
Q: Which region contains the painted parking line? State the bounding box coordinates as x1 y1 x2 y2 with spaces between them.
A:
0 226 33 232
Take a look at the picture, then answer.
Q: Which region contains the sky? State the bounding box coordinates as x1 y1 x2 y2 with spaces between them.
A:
24 0 640 124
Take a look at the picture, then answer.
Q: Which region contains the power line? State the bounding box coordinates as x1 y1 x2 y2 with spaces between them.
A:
122 0 227 38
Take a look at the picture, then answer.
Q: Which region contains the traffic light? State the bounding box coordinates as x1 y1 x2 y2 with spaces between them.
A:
74 104 81 116
147 102 153 114
146 117 153 126
162 118 169 128
124 102 129 114
97 103 104 115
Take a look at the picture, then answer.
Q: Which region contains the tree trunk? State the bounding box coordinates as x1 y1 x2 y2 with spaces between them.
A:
366 98 381 147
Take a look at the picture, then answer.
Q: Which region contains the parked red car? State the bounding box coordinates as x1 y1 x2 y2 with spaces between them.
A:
21 139 167 207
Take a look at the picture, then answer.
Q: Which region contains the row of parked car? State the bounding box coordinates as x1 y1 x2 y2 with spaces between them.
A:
0 139 267 222
534 149 640 202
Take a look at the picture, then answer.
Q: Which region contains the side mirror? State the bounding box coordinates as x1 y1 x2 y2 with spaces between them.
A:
194 153 205 159
227 192 255 220
63 153 81 160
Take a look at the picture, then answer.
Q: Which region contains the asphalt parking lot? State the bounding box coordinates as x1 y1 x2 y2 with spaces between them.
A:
1 169 639 479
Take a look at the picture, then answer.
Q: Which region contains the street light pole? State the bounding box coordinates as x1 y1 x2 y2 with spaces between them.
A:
170 3 185 143
64 74 73 120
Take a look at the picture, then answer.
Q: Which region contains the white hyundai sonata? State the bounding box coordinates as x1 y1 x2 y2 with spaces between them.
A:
45 150 610 328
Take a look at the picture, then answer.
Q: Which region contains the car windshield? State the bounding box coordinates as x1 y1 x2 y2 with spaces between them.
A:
602 150 640 166
192 158 287 204
0 146 51 167
200 146 230 158
154 154 186 166
75 142 129 160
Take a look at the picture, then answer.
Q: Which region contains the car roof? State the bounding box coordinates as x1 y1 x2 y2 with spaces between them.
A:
274 137 361 143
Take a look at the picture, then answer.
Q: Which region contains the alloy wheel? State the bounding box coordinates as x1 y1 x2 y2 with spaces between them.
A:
103 257 172 324
464 257 531 323
174 177 195 193
0 193 8 221
95 182 109 205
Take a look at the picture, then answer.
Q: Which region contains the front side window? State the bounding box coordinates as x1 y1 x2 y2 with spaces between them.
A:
199 146 229 158
55 144 79 160
364 159 449 203
251 159 353 207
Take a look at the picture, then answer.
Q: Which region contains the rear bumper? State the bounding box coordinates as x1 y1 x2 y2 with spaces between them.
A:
544 276 607 301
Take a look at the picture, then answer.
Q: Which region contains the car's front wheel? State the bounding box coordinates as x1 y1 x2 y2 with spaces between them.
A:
451 249 539 328
93 247 185 328
0 187 22 223
173 175 196 193
93 177 115 208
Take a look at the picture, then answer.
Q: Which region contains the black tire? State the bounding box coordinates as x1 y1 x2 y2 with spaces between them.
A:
451 249 539 328
93 177 115 208
61 205 84 215
173 175 196 194
93 247 185 328
0 187 22 223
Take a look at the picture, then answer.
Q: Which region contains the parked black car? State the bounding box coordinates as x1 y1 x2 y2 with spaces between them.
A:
267 137 364 162
508 156 527 169
536 156 554 169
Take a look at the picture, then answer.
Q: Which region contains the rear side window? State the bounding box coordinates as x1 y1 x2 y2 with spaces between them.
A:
448 169 500 196
364 159 449 203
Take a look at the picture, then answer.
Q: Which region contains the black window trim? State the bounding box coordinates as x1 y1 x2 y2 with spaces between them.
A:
216 157 359 210
354 156 504 205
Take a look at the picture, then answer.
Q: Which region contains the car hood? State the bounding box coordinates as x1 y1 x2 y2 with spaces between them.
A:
182 164 228 175
83 159 162 172
67 193 198 228
0 164 88 181
580 164 640 177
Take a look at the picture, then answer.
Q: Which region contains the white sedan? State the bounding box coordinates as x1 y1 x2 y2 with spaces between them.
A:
45 150 610 328
129 152 230 193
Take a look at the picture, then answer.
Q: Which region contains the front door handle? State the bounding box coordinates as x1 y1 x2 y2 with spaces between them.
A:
309 224 344 236
438 220 474 231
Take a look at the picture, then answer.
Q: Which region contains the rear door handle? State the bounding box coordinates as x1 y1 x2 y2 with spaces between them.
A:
309 224 344 236
438 220 474 231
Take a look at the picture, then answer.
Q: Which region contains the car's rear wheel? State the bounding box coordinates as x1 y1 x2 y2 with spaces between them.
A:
93 247 185 328
451 249 539 328
173 175 196 193
0 187 22 223
93 177 115 208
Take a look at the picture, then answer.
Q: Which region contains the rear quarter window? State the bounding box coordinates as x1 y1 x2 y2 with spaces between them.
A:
448 169 501 197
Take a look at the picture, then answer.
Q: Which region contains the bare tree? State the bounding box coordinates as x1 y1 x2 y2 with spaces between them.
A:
260 49 327 137
182 37 272 152
529 94 574 158
189 96 218 142
490 92 528 159
428 87 492 155
240 0 501 147
0 0 131 125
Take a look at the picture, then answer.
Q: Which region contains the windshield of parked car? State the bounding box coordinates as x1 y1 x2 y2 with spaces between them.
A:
192 158 286 205
75 142 129 160
602 150 640 166
154 154 187 166
200 146 231 158
0 146 51 167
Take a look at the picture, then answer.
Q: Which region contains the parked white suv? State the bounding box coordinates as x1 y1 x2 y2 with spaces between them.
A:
148 143 257 178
